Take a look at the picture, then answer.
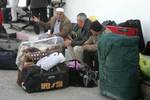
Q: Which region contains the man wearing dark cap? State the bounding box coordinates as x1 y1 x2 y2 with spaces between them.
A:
83 20 111 71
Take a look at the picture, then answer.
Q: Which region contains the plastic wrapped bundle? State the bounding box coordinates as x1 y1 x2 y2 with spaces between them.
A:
16 36 64 69
16 36 70 93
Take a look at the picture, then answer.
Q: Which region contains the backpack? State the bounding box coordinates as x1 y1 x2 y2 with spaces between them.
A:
67 60 98 87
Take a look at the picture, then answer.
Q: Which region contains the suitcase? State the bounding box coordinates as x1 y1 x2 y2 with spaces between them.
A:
106 25 138 36
19 63 69 93
0 32 19 69
0 50 17 69
118 19 145 52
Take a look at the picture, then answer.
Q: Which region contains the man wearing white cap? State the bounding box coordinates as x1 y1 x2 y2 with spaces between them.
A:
33 7 72 38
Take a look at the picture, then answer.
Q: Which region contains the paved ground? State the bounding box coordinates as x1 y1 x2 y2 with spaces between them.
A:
0 23 112 100
0 70 112 100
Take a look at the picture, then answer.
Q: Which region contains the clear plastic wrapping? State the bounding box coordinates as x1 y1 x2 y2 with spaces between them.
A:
16 36 64 69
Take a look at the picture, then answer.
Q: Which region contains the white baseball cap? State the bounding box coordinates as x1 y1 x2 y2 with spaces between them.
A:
56 8 64 12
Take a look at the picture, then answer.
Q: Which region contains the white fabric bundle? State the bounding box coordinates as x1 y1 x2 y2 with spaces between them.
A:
36 52 65 71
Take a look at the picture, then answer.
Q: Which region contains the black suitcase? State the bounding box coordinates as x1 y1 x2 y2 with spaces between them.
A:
0 50 17 69
20 63 69 93
118 19 145 52
0 33 20 69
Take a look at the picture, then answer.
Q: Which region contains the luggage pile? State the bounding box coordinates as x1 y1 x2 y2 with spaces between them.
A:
16 36 70 93
99 19 148 99
0 32 21 69
16 36 99 93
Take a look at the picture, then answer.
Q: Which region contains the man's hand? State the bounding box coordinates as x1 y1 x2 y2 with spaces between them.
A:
32 16 40 23
83 44 91 50
48 33 52 37
64 40 72 47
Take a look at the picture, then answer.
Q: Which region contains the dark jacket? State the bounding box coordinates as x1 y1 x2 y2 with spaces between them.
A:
39 15 72 38
71 19 92 46
27 0 49 8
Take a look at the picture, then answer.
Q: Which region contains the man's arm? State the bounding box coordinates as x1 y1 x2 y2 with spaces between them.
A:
71 29 91 46
38 19 51 30
83 36 97 51
84 36 93 45
83 44 97 51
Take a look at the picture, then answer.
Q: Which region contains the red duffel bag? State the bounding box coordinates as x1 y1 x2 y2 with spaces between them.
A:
106 25 138 36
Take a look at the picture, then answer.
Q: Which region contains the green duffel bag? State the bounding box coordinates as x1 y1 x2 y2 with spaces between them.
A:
98 33 139 100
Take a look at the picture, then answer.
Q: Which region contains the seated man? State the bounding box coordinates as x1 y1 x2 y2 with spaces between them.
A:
32 7 72 38
64 13 91 61
83 20 111 71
